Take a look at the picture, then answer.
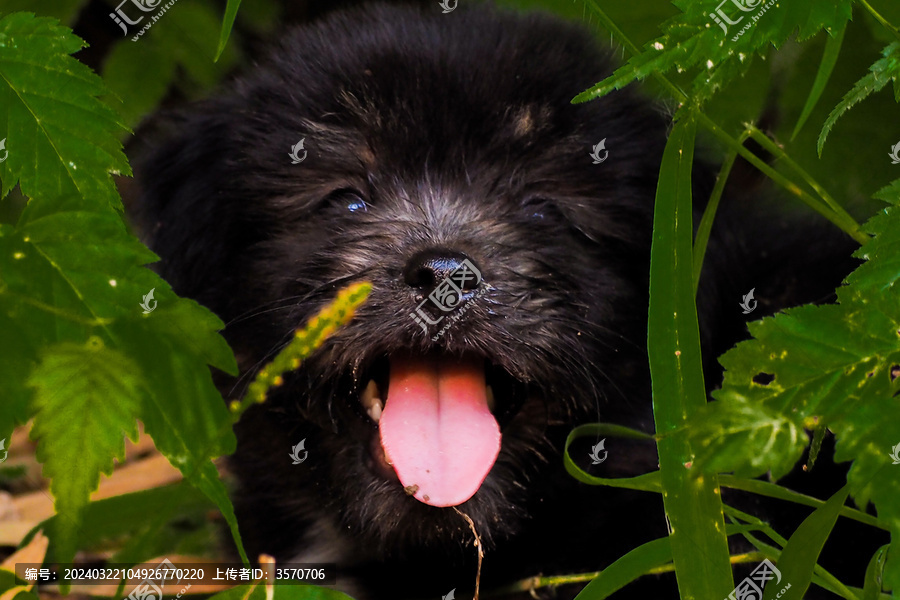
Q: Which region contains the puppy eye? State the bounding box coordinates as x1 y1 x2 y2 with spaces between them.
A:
348 199 368 212
521 197 554 220
325 188 368 213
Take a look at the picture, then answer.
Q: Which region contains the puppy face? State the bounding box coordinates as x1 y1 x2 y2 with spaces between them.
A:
137 3 668 567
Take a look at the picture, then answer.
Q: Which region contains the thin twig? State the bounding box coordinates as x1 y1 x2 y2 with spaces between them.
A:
453 508 484 600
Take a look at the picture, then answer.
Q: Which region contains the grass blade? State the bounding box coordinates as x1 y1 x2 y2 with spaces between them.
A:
719 475 884 531
574 537 672 600
648 108 733 599
763 485 850 600
215 0 242 61
792 23 847 141
862 545 889 600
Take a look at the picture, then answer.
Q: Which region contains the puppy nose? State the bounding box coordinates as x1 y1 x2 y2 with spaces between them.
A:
403 249 480 291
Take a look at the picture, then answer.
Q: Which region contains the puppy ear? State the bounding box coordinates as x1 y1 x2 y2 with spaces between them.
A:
132 106 253 315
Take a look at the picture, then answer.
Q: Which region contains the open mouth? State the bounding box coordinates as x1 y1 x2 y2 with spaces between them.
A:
356 352 529 508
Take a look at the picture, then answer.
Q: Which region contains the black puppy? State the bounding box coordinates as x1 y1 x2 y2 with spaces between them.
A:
134 3 859 598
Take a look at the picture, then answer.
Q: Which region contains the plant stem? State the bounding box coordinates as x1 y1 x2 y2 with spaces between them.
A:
719 474 886 530
698 115 868 244
746 125 867 243
858 0 900 41
484 552 770 597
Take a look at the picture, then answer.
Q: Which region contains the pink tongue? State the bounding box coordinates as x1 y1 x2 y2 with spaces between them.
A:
379 354 501 507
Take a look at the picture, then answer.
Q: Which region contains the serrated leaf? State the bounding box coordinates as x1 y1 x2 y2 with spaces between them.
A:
577 0 852 105
0 13 130 208
818 42 900 155
115 319 246 563
0 13 243 568
688 180 900 588
26 339 142 564
690 402 807 480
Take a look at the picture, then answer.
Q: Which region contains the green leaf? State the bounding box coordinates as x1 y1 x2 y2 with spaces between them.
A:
27 481 216 563
576 0 853 105
762 485 850 600
792 23 846 140
818 42 900 155
687 179 900 589
862 545 889 600
648 109 733 599
0 13 244 567
574 537 672 600
0 13 130 209
690 400 808 480
26 338 142 564
215 0 242 61
116 319 246 563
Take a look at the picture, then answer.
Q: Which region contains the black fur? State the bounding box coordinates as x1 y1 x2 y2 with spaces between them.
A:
133 3 865 598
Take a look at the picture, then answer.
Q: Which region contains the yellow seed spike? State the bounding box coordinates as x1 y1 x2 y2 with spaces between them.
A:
234 282 372 418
